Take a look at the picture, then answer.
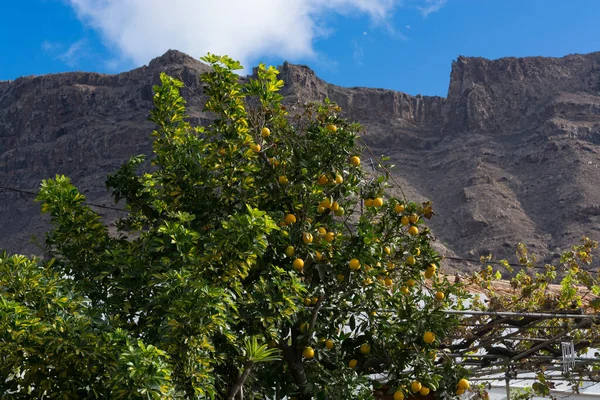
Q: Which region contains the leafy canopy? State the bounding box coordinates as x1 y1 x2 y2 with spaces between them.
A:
1 54 473 399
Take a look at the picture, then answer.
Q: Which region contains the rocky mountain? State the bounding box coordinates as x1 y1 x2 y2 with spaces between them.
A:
2 49 600 270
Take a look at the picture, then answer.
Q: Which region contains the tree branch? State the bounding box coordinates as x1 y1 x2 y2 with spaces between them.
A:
227 361 254 400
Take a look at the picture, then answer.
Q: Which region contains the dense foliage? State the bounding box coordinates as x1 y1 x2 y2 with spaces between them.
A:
7 54 599 399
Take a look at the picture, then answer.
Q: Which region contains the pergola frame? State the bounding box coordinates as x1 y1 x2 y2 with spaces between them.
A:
441 309 600 398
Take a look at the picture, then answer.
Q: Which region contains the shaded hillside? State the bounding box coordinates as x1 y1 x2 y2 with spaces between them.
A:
2 49 600 269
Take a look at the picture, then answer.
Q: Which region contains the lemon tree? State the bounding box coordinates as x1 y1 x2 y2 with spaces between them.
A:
0 55 472 399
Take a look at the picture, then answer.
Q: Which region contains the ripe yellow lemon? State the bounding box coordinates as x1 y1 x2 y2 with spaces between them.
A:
285 214 297 224
384 277 393 287
251 143 261 152
348 359 358 369
330 201 340 211
400 216 409 226
303 298 312 306
317 227 327 237
299 322 309 333
364 198 374 207
285 246 295 257
302 232 313 244
293 258 304 271
350 156 361 167
324 232 335 243
410 381 422 393
407 255 416 265
457 379 470 391
456 388 465 395
409 214 419 223
425 264 437 279
311 297 319 305
435 291 445 300
394 204 405 213
278 175 289 185
373 197 384 207
302 347 315 359
335 174 344 184
384 246 391 255
326 124 337 133
400 286 409 295
359 343 371 355
406 278 417 287
261 127 271 137
393 391 405 400
326 339 334 349
423 331 435 344
419 387 430 396
317 174 329 185
408 226 419 236
349 258 361 270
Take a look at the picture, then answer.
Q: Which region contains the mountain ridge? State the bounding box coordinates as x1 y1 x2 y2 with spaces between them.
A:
2 49 600 269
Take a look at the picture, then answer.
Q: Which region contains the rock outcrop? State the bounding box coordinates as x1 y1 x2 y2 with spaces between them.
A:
443 53 600 135
2 49 600 270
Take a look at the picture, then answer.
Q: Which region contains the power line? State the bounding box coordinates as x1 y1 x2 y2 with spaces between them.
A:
444 255 548 271
0 185 127 212
0 185 597 272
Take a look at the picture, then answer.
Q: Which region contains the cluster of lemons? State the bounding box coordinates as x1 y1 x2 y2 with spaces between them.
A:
263 124 468 397
391 377 470 399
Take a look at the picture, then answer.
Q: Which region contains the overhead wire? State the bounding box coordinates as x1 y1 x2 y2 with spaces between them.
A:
0 184 597 271
0 184 127 212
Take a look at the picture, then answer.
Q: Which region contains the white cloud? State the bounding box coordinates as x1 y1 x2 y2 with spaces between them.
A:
417 0 447 17
41 39 88 67
66 0 403 70
351 39 364 66
57 39 88 67
41 40 59 52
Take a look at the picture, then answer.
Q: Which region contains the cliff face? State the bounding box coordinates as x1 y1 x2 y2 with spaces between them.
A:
443 53 600 135
2 50 600 268
278 62 445 129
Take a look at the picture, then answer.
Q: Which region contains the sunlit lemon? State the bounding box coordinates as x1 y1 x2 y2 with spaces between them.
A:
293 258 304 271
302 347 315 359
423 331 435 344
410 381 422 393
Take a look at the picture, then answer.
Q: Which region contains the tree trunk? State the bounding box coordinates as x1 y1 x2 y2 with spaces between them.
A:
226 361 254 400
281 333 311 399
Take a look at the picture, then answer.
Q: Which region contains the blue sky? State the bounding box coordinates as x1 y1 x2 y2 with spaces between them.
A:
1 0 599 97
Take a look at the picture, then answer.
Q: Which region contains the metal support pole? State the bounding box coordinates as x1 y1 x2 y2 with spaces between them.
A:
505 373 510 400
